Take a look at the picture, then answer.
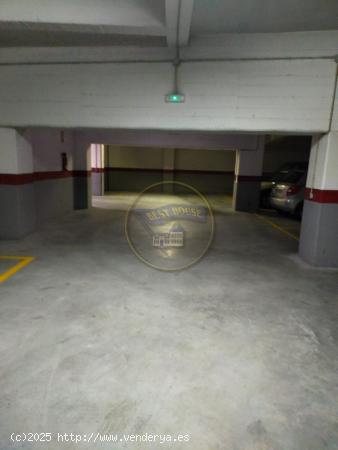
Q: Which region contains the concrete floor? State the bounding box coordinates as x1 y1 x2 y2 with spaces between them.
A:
0 193 338 450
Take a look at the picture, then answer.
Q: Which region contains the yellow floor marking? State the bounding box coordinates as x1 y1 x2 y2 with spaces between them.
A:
254 214 299 241
0 256 35 283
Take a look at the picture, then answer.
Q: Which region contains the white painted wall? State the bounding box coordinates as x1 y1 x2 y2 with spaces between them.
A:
235 146 264 176
0 59 335 133
106 142 309 173
175 149 235 171
0 128 33 173
306 132 338 191
106 146 236 171
305 71 338 191
91 144 104 169
106 146 164 169
180 60 336 133
16 131 34 174
104 146 237 194
31 129 75 172
0 128 76 174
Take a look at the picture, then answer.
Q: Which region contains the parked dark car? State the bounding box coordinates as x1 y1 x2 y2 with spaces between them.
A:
260 162 308 209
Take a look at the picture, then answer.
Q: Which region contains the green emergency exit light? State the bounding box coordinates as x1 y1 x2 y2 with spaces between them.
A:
165 93 185 103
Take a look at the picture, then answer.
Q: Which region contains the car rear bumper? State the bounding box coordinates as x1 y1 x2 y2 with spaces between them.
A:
270 196 297 213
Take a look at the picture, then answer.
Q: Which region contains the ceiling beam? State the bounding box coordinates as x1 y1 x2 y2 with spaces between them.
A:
0 46 175 64
1 31 336 64
178 0 194 47
165 0 194 49
165 0 180 48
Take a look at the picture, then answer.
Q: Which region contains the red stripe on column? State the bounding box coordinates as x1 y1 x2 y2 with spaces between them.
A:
34 171 73 181
305 188 338 204
0 173 35 185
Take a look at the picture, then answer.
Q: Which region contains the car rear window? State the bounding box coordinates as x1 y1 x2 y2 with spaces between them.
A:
276 169 307 183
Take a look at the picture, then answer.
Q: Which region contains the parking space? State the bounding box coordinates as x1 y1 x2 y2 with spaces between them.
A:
1 1 338 449
1 195 338 448
256 209 301 241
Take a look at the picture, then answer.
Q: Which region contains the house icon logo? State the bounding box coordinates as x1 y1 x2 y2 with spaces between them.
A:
153 223 185 248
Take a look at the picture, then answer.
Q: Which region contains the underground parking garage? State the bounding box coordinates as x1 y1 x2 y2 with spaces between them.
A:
0 1 338 449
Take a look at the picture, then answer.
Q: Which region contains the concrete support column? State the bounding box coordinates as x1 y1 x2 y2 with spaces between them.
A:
73 135 92 209
30 129 75 222
91 144 105 196
233 136 264 212
299 132 338 267
162 148 175 193
0 128 36 238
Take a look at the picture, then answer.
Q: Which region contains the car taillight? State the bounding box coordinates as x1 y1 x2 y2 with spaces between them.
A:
286 185 301 196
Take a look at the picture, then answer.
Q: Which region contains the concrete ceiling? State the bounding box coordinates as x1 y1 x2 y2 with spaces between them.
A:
0 0 167 47
0 0 337 58
191 0 338 34
0 0 166 31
